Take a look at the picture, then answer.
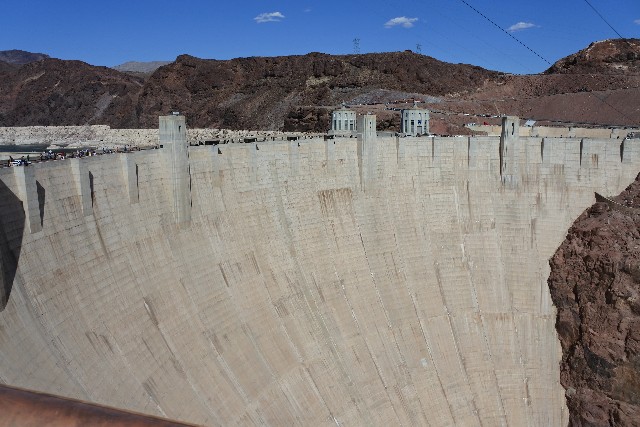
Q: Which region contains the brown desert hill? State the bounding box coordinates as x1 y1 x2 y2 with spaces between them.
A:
546 38 640 75
135 51 504 130
430 39 640 127
0 58 144 127
549 178 640 426
1 40 640 131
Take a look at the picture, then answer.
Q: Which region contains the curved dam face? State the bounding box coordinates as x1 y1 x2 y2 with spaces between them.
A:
0 118 638 426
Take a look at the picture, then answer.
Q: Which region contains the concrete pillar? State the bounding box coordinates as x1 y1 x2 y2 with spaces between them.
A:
121 155 139 204
12 166 42 233
69 158 93 217
358 114 377 142
160 115 191 225
500 116 520 185
211 146 222 188
325 139 336 175
289 141 299 176
250 144 258 184
357 115 377 190
396 136 405 169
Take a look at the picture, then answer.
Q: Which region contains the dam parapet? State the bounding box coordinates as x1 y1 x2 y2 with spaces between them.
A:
467 123 640 139
0 116 639 425
1 116 638 246
1 117 638 243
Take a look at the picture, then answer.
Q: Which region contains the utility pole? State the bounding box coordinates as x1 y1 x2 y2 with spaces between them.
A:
353 38 360 54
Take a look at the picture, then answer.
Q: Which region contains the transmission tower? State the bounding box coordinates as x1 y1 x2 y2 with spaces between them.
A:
416 43 422 54
353 38 360 54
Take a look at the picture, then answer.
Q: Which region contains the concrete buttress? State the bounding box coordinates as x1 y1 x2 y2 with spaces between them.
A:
160 115 191 225
500 116 520 186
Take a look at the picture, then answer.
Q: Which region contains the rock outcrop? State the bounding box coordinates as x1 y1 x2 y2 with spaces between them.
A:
546 39 640 75
549 176 640 426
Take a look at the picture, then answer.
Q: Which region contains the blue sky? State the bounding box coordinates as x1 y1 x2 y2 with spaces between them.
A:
2 0 639 74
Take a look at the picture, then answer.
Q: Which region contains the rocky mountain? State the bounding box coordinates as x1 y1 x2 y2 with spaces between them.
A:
0 39 639 130
0 58 143 127
546 38 640 75
0 49 49 65
549 177 640 426
135 51 503 130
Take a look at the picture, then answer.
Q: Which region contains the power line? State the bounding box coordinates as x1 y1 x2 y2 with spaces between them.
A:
458 0 636 124
579 1 637 122
424 5 538 74
582 0 624 38
458 0 552 65
585 90 635 123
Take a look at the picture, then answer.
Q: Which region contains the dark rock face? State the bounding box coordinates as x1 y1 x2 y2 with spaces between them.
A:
283 107 331 133
546 39 640 75
0 59 143 127
549 176 640 426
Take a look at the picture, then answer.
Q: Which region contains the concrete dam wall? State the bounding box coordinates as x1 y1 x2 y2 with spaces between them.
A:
0 117 639 426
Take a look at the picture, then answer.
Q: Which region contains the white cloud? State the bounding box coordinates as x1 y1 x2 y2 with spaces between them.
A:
384 17 418 29
634 19 640 25
254 12 285 23
507 22 536 32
